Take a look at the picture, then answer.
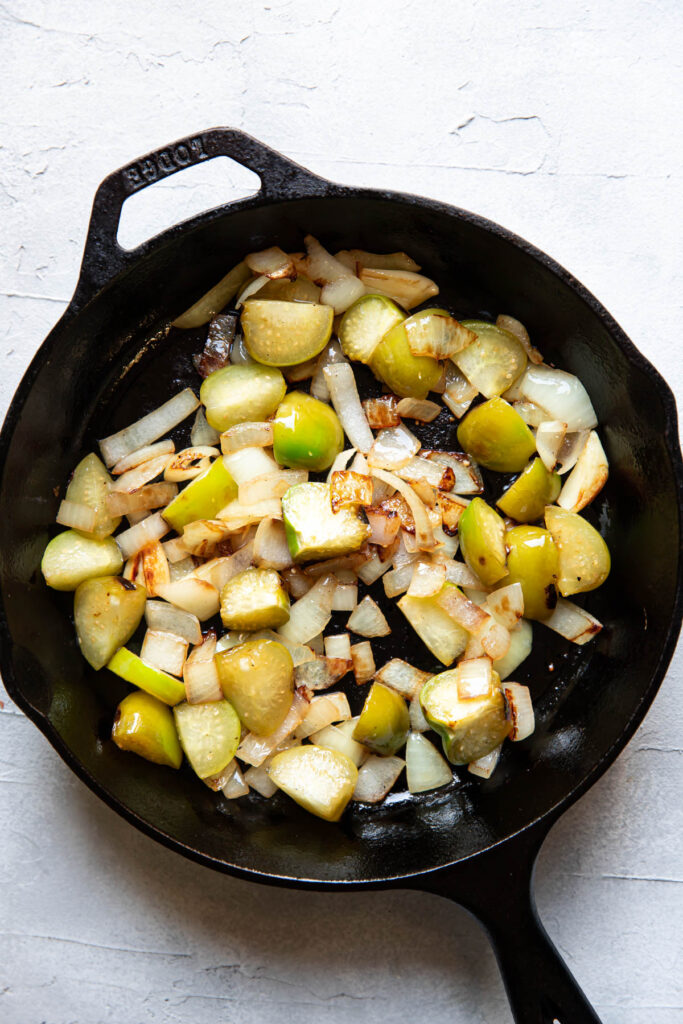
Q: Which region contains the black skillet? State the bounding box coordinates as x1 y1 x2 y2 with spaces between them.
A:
1 128 681 1024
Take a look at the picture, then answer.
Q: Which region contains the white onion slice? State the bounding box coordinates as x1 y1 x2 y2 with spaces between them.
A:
347 595 391 637
555 429 590 476
236 275 269 307
237 690 310 766
323 363 375 453
370 468 436 551
193 544 255 591
406 733 452 793
409 693 430 733
493 620 533 680
320 276 366 314
230 335 255 365
557 431 608 512
184 633 222 704
116 511 170 559
217 499 282 531
99 389 199 467
221 446 278 484
442 363 479 417
191 407 220 447
324 634 352 661
374 658 431 699
303 234 356 284
253 517 293 570
382 562 417 599
112 440 175 476
294 692 351 739
168 556 196 582
496 314 543 364
220 421 274 454
106 482 177 516
310 724 368 767
437 584 490 634
395 397 442 422
513 400 553 428
155 576 219 621
443 561 486 590
331 582 358 611
294 655 352 689
468 745 502 779
163 447 220 484
335 249 420 272
277 574 336 644
245 246 294 279
350 641 375 684
145 600 202 645
180 519 231 558
140 629 188 677
172 261 250 329
353 755 405 803
368 425 421 470
407 561 446 598
356 552 393 586
162 537 189 563
325 447 356 481
366 508 401 548
358 267 438 309
518 364 598 431
536 420 567 473
139 540 170 597
239 470 307 505
483 582 525 630
456 658 493 699
220 760 250 799
503 682 535 741
543 598 602 644
362 395 401 429
56 500 96 533
311 339 347 402
424 451 483 494
243 764 278 798
113 453 175 493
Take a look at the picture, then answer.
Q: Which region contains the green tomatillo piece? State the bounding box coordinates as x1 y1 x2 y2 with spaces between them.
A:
162 456 237 533
41 529 123 591
268 744 358 821
420 667 511 765
544 505 611 596
453 320 527 398
504 524 559 621
111 691 183 769
200 363 286 432
65 452 121 538
281 481 370 562
219 568 290 631
457 397 536 473
241 299 333 366
497 457 561 523
273 391 344 471
173 700 242 778
338 293 405 363
107 647 187 705
215 638 294 735
74 575 146 670
352 682 410 756
370 316 443 399
458 497 508 586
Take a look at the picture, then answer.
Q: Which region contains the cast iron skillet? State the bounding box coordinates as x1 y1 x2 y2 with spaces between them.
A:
1 128 682 1024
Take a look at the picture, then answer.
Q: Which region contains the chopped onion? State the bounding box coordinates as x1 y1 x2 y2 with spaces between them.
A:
278 574 336 644
362 395 401 429
162 536 189 563
222 446 279 485
496 314 543 364
374 658 431 699
358 267 438 309
456 658 493 699
217 498 282 531
56 500 96 533
310 724 368 767
184 632 222 703
518 364 598 431
555 429 590 476
239 469 307 505
320 276 366 314
169 556 196 582
236 275 269 307
513 399 552 427
424 451 483 494
483 582 525 630
164 447 220 483
543 598 602 644
409 693 430 733
140 540 170 596
329 471 373 512
350 641 375 684
237 690 310 766
331 582 358 611
383 562 417 599
406 313 475 360
468 745 502 779
325 447 356 481
155 576 219 621
335 249 420 273
245 246 295 280
302 235 355 285
116 511 170 559
442 560 486 589
323 363 374 453
307 550 371 577
442 363 479 418
347 595 391 637
113 453 175 493
243 763 278 798
280 566 314 599
408 561 446 598
284 356 319 383
253 517 293 570
366 508 401 548
437 584 489 634
503 682 535 741
172 261 250 329
311 339 347 402
536 419 567 473
140 628 188 677
395 397 442 422
477 617 511 660
438 494 469 536
230 334 255 365
356 550 393 586
145 600 202 645
557 431 608 512
493 620 533 680
294 655 352 689
406 733 452 793
106 482 177 516
368 425 421 470
220 760 250 799
370 468 436 551
221 421 274 454
112 440 175 476
353 755 405 803
294 692 351 738
99 389 199 467
324 633 352 660
181 519 231 557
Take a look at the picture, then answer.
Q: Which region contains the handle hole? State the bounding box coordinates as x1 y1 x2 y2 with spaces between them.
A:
116 156 260 251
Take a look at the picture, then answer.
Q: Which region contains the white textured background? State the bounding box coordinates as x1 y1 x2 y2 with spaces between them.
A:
1 2 682 1022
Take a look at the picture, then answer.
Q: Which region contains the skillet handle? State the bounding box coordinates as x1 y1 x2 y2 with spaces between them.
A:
74 127 327 307
419 821 603 1024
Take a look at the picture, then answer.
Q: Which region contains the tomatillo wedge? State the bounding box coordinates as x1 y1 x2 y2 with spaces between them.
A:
162 456 237 533
370 317 443 399
353 682 409 756
220 567 290 630
216 638 294 735
459 497 509 586
457 397 536 473
282 481 370 562
268 745 358 822
453 320 527 398
112 691 183 769
65 452 121 537
505 524 559 621
200 363 286 432
241 299 333 366
497 457 561 523
273 391 344 471
41 530 122 591
107 648 186 705
173 700 241 779
338 293 405 363
74 576 146 670
420 668 511 764
545 505 611 596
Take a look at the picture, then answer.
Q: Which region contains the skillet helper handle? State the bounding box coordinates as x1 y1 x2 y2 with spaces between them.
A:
74 127 327 307
421 823 603 1024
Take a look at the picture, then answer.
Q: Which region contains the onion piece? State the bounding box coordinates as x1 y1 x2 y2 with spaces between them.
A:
329 471 373 512
310 724 368 767
306 550 371 578
518 364 598 431
169 556 197 582
395 397 441 422
362 395 401 429
294 656 352 690
106 482 177 516
405 313 475 360
335 249 420 272
117 511 170 559
99 389 199 467
236 691 310 767
140 629 188 677
442 363 479 417
284 356 319 383
543 598 602 644
493 619 533 680
468 745 502 779
222 446 279 485
320 276 366 314
113 454 175 493
332 582 358 611
236 275 270 307
370 469 437 551
366 508 401 548
437 584 490 634
503 682 535 741
374 658 431 699
557 431 608 512
140 540 170 596
193 544 254 592
302 235 355 285
155 576 219 621
239 470 307 505
253 517 293 570
456 658 493 699
536 420 567 473
513 399 552 428
56 500 96 533
356 550 393 586
353 755 405 803
496 314 543 364
382 561 417 599
181 519 232 557
184 632 222 704
280 566 314 599
245 246 294 280
424 451 483 494
172 261 250 329
324 633 352 661
217 498 282 531
406 733 452 793
326 447 356 481
323 363 374 453
220 421 274 454
161 538 188 564
409 693 430 733
230 335 255 365
112 440 175 476
408 561 446 598
367 425 421 470
294 692 351 739
219 760 250 799
350 641 375 684
163 447 220 484
310 339 347 402
396 456 450 489
278 574 336 644
441 560 485 589
358 267 438 309
145 600 202 645
347 596 391 637
243 763 278 798
483 582 525 630
438 494 469 536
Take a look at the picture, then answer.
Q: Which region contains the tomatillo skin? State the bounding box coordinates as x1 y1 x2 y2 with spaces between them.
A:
273 391 344 471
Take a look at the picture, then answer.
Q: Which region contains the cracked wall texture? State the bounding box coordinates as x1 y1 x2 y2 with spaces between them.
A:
1 0 682 1021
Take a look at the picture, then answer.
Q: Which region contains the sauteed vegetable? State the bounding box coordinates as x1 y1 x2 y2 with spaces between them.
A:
41 236 610 822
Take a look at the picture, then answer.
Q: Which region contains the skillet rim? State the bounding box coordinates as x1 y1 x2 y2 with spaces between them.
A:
0 180 682 889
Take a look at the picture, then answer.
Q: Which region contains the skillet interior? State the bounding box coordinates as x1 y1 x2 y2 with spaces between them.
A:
0 193 680 885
